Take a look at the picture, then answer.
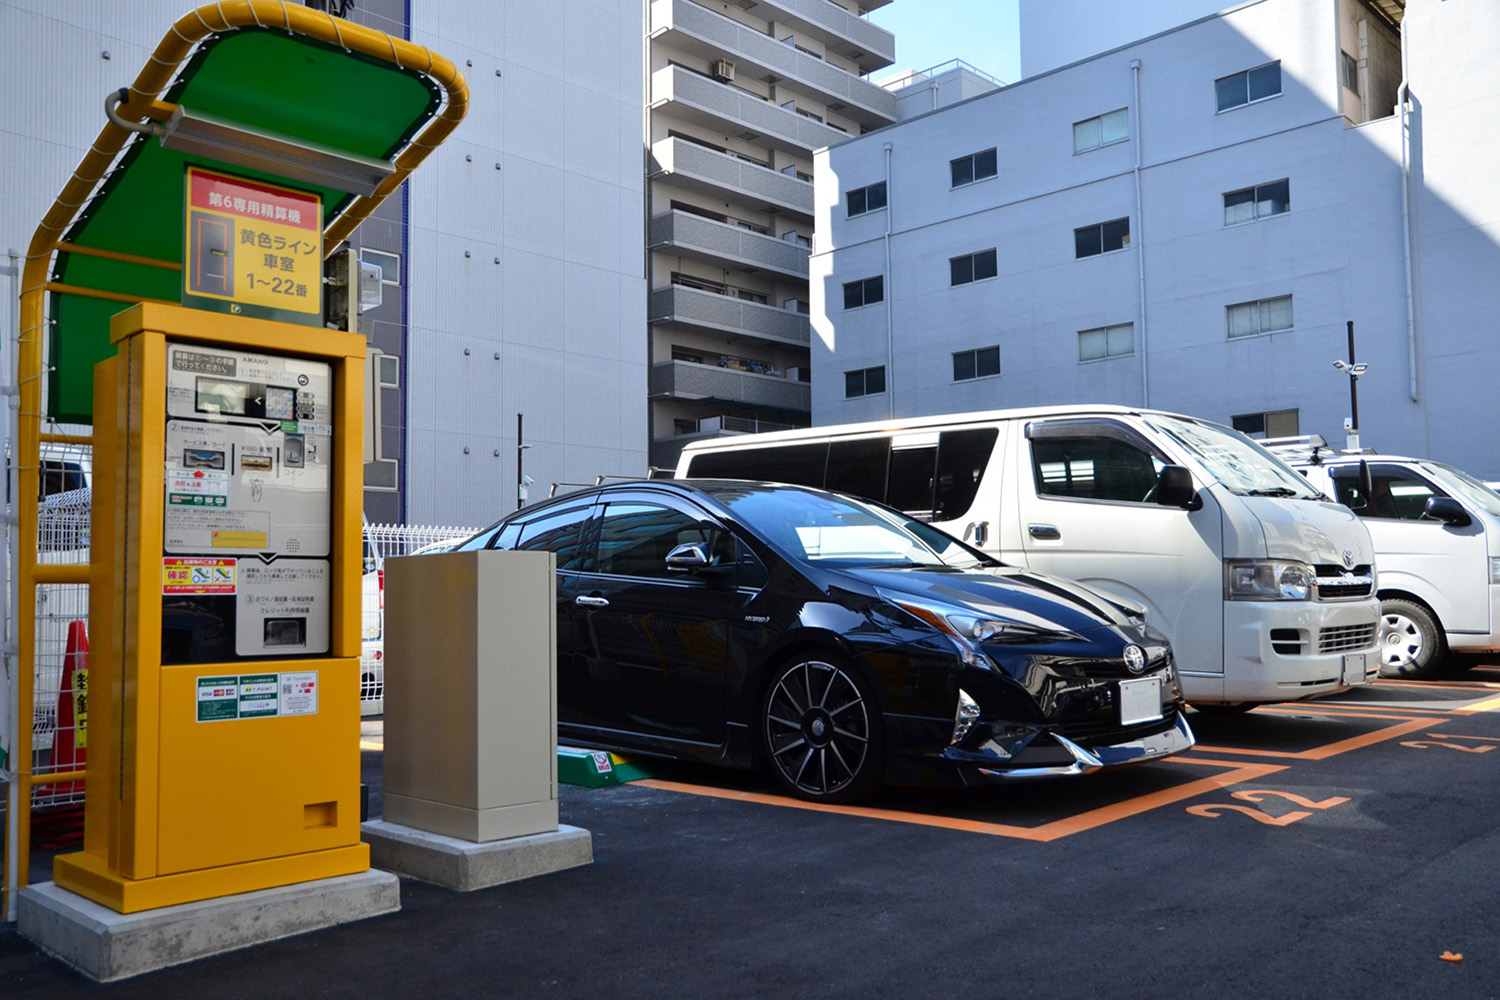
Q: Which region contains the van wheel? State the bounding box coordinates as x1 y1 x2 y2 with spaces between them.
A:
1378 599 1446 679
761 656 884 804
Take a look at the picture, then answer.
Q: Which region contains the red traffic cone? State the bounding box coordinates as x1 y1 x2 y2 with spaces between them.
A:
52 619 89 797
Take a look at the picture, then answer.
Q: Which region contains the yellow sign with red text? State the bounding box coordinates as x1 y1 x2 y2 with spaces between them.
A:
182 167 323 320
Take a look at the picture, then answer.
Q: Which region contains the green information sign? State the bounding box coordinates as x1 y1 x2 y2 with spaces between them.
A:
237 674 280 719
196 675 239 722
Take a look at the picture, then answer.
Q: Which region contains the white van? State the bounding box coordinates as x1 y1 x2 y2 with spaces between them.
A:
361 517 385 716
677 405 1381 707
1274 437 1500 678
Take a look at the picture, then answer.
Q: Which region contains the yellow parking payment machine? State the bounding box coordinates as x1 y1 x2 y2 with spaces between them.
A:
54 302 367 913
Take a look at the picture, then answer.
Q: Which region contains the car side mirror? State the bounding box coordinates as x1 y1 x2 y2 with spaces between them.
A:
665 543 710 572
1424 496 1471 527
1154 465 1201 510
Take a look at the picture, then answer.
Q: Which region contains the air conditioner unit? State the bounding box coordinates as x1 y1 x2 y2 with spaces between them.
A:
712 59 736 83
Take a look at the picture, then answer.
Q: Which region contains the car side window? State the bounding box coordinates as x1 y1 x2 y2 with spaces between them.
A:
516 504 594 571
596 502 721 580
1332 467 1444 521
1028 420 1166 503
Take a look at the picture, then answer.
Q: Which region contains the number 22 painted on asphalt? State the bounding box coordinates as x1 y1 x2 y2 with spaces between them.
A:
1399 733 1497 753
1186 790 1351 826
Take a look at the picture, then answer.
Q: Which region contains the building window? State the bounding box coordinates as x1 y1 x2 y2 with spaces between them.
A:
1227 295 1294 338
1341 51 1360 95
950 148 998 188
1078 323 1134 361
1074 217 1130 258
359 248 401 286
846 181 887 217
843 275 884 310
953 346 1001 381
950 248 998 286
1232 409 1299 439
1216 61 1281 112
1224 179 1290 226
1073 108 1129 153
845 366 886 398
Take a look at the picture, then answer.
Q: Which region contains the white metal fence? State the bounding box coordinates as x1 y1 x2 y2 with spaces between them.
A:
23 494 477 807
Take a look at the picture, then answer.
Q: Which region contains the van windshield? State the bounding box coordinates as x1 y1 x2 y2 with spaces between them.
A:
1426 462 1500 518
1145 415 1323 499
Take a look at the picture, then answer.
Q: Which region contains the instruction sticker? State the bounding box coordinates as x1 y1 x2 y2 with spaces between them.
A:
197 676 240 722
166 468 230 507
163 557 237 595
279 671 319 716
237 674 280 719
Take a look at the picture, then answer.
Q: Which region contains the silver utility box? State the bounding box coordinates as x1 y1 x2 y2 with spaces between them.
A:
381 550 558 842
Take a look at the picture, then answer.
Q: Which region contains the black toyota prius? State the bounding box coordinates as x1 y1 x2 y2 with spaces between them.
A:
454 480 1193 803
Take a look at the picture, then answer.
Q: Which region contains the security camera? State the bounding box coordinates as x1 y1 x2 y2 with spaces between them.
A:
521 474 534 486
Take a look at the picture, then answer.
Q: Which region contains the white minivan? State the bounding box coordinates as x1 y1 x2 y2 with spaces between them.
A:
1277 437 1500 678
677 405 1382 707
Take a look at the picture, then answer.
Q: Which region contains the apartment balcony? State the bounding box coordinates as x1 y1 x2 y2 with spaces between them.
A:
650 211 811 280
650 284 811 347
651 65 851 157
650 136 814 219
650 360 813 413
743 0 896 75
650 0 897 130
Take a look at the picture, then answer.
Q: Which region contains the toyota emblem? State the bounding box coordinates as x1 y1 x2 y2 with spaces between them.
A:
1123 645 1147 673
1341 549 1355 569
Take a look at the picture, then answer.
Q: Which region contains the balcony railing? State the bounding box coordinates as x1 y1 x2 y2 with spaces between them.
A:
750 0 896 74
650 0 896 128
650 284 812 347
650 136 814 219
650 360 813 412
651 65 850 156
650 211 811 279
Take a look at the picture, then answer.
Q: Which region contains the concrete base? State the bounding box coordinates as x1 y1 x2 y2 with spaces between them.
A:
17 869 400 982
362 819 592 891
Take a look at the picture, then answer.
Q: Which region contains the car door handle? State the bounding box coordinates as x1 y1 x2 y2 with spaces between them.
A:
1027 523 1061 540
574 595 610 608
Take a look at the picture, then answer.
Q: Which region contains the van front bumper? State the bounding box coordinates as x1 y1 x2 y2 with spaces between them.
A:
1204 598 1381 704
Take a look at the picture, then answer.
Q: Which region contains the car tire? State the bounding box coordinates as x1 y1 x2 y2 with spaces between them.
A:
1378 598 1446 679
761 655 885 804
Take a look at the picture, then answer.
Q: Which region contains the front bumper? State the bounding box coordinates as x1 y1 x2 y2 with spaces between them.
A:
957 711 1196 779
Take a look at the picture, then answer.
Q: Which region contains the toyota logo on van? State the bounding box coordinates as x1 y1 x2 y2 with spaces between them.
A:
1342 549 1355 569
1123 645 1147 673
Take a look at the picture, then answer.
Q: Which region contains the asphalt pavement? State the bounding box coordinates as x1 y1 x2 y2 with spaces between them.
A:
4 670 1500 999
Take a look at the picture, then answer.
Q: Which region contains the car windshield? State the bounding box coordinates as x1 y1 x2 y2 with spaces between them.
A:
1145 415 1323 499
1425 462 1500 518
709 486 992 569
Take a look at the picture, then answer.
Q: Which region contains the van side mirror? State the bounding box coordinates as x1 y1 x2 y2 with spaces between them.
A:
1424 496 1471 527
1154 465 1201 510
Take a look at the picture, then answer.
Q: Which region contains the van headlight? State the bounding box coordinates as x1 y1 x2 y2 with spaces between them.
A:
1225 560 1313 601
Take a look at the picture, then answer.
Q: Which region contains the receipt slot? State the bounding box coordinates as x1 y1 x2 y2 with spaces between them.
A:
53 302 367 913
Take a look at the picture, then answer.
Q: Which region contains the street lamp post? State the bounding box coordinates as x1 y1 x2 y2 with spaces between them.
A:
516 412 532 510
1332 320 1367 452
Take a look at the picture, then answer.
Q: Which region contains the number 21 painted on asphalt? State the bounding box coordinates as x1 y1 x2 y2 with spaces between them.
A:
1186 789 1351 826
1400 733 1497 753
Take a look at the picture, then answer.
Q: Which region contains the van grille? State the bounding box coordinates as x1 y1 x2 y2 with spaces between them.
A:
1314 565 1374 600
1318 622 1377 654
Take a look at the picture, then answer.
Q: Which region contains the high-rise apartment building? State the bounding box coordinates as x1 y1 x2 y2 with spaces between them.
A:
644 0 898 470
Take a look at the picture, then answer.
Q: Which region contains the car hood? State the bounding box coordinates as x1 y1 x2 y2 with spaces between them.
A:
841 564 1141 635
1240 495 1375 567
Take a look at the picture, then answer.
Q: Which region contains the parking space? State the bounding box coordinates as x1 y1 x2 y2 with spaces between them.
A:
9 672 1500 998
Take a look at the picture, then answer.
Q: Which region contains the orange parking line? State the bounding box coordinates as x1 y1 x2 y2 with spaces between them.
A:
1453 694 1500 715
634 759 1286 842
1189 716 1436 760
1252 706 1434 722
1374 679 1500 691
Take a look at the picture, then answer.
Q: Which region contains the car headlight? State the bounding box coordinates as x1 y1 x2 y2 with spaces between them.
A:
1224 560 1313 601
878 590 1075 669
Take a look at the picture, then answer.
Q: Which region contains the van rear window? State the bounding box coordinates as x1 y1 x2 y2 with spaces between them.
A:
686 444 829 487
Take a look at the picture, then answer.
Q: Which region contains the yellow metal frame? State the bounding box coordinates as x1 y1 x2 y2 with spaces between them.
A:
6 2 468 916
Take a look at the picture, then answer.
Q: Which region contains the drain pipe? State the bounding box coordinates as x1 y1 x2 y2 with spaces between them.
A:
4 249 19 922
883 141 894 418
1397 33 1417 402
1131 59 1149 407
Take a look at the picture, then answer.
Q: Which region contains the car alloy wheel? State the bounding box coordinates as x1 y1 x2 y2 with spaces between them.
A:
762 657 883 803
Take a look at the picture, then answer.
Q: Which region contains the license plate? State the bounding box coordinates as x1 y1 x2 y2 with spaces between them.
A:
1342 652 1370 685
1119 677 1163 726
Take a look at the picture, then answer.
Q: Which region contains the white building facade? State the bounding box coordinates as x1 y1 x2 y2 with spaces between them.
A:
0 0 647 528
812 0 1500 477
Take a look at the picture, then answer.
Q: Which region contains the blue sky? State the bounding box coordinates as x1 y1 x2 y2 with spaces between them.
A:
866 0 1022 84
